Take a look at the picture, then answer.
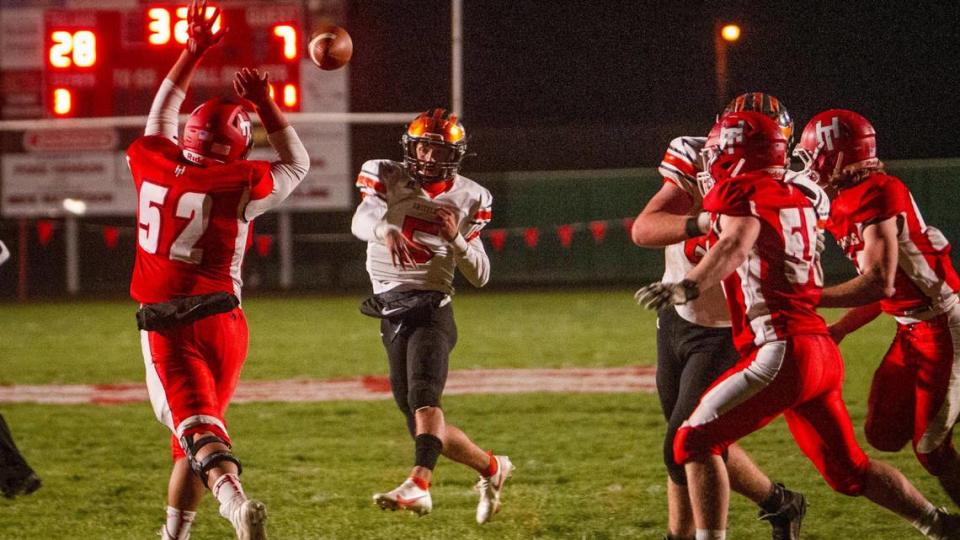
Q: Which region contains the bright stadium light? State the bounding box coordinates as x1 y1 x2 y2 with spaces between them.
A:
721 24 741 42
62 198 87 215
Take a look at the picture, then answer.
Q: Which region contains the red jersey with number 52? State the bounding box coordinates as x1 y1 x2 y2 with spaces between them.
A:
128 135 272 304
703 173 828 354
826 173 960 317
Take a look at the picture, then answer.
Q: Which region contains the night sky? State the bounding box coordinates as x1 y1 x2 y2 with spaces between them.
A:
347 1 960 171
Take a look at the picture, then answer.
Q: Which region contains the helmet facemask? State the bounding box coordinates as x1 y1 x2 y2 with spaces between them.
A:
401 109 467 183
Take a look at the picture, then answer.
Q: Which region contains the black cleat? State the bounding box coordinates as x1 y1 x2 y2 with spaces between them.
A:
758 486 806 540
0 467 41 499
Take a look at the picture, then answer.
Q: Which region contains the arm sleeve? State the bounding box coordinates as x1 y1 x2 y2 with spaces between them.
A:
0 240 9 267
242 126 311 221
451 192 493 287
658 136 703 199
144 79 185 140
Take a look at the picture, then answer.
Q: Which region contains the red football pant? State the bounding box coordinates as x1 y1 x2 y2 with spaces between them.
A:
140 307 249 460
674 335 870 495
865 308 960 475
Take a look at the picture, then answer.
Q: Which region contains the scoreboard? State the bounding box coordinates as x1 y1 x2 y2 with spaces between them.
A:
41 3 303 118
0 0 355 216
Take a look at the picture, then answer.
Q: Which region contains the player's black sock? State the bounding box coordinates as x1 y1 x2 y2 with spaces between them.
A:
759 482 786 514
414 434 443 471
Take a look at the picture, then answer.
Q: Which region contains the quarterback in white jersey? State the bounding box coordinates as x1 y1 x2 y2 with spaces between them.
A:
352 158 491 295
352 109 513 524
632 94 809 540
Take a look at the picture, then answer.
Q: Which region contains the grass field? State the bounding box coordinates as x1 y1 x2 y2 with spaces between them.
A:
0 288 949 539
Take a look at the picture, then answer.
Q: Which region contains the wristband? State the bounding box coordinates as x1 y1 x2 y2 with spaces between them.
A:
684 216 705 238
679 279 701 302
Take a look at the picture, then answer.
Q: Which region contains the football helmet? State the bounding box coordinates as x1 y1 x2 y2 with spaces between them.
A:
723 92 794 145
401 108 467 182
793 109 878 185
707 111 788 183
181 97 254 166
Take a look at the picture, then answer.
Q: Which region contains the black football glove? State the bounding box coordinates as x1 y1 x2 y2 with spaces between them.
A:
634 279 700 311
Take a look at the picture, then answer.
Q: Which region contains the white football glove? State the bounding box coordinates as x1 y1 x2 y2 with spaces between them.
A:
0 240 9 267
634 280 700 311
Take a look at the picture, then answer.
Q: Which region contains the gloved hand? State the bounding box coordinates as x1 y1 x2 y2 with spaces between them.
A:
634 279 700 311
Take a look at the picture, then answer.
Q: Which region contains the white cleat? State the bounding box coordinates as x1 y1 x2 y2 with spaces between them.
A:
373 478 432 516
234 499 267 540
476 455 515 524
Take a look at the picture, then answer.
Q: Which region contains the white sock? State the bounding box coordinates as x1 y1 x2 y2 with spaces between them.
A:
162 506 196 540
911 502 941 537
696 530 726 540
212 474 248 523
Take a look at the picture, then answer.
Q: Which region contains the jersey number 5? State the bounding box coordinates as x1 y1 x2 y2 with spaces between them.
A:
138 181 211 264
401 215 441 264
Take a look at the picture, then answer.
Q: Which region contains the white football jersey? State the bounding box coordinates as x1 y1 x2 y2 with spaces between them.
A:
352 159 492 295
657 136 731 328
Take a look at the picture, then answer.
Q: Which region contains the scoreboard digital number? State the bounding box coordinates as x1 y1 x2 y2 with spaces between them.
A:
43 3 303 118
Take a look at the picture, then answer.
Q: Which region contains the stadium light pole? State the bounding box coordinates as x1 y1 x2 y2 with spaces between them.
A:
451 0 463 116
715 22 741 109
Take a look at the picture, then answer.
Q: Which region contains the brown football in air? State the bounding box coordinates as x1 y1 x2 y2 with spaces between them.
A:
308 25 353 71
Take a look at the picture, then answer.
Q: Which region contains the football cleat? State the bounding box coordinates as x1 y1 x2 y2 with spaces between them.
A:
929 507 960 540
373 478 432 516
757 485 806 540
475 455 515 524
233 499 267 540
0 467 41 499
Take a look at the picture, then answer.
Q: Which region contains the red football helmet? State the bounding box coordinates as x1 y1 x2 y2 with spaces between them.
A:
723 92 794 145
181 97 254 166
794 109 878 185
707 111 788 183
401 108 467 182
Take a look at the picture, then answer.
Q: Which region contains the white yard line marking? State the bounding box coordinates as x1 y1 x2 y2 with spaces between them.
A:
0 366 656 405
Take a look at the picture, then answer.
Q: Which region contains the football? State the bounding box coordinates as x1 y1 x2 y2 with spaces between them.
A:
308 25 353 71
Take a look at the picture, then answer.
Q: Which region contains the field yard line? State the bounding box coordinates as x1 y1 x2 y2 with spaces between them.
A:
0 366 656 405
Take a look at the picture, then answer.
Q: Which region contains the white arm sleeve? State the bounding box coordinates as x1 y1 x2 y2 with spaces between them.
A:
350 194 397 242
145 79 185 140
451 234 490 287
0 240 9 267
243 126 311 221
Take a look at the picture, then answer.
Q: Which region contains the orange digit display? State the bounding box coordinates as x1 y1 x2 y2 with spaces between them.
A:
48 30 97 69
146 6 221 46
273 25 298 60
52 88 73 115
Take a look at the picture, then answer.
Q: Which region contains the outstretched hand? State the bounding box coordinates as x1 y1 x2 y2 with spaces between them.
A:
233 68 272 107
186 0 224 56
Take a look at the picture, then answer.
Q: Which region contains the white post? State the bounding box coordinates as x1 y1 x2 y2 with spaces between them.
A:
278 209 293 289
451 0 463 115
65 216 79 295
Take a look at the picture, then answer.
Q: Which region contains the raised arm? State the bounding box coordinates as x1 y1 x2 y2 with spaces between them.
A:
236 68 310 222
145 0 223 138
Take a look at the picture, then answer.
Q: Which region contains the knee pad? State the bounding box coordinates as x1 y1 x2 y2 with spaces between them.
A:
180 434 242 488
864 422 908 453
673 424 726 466
408 380 441 411
822 455 870 496
664 428 687 485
